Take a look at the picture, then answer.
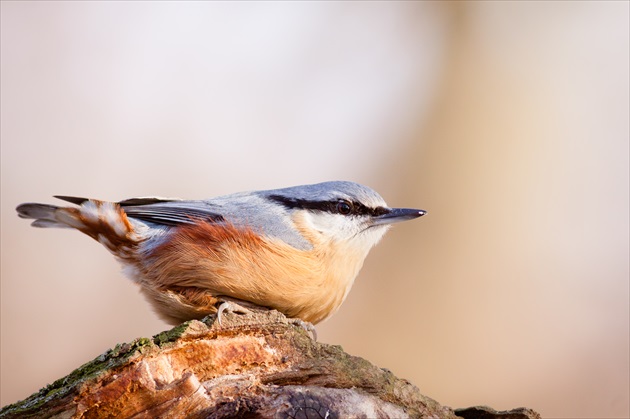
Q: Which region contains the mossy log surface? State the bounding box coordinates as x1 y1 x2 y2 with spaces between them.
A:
0 310 541 419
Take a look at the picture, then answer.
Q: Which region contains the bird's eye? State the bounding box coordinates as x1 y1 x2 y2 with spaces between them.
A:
336 200 353 215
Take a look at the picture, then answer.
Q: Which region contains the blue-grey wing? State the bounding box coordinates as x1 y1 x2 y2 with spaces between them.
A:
119 199 225 227
120 194 313 249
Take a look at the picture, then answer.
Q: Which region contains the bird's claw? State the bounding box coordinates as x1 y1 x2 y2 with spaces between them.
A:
288 318 317 341
216 301 253 326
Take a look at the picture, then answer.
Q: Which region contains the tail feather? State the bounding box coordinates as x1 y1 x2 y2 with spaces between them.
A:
16 198 136 247
17 196 139 264
16 203 72 228
31 219 70 228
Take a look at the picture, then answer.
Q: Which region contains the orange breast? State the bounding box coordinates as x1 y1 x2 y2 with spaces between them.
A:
138 220 365 324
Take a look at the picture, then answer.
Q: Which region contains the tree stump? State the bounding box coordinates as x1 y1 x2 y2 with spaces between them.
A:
0 309 540 418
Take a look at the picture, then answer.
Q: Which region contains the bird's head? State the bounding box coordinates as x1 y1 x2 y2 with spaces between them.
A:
265 181 425 252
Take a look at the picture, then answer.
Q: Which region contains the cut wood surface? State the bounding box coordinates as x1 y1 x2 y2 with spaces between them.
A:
0 309 541 419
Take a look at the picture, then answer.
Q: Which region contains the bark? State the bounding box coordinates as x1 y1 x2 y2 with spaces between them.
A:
0 309 540 419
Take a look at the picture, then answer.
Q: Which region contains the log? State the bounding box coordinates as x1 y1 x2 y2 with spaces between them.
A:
0 309 541 418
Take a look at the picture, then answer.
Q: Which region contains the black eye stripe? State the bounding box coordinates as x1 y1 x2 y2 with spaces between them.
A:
268 195 388 217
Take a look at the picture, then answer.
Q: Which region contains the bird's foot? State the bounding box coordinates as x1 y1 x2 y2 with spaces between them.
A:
214 300 317 340
216 301 254 326
287 318 317 341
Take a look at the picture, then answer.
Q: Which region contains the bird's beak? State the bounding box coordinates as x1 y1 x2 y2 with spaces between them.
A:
372 208 426 226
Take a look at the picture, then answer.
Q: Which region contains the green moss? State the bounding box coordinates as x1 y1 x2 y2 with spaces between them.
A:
0 336 156 418
1 321 199 418
152 321 192 346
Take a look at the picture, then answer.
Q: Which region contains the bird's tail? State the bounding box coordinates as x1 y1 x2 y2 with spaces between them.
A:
17 196 144 270
16 202 77 229
16 196 137 250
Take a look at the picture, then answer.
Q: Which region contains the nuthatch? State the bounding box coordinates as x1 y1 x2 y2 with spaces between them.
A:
16 181 425 326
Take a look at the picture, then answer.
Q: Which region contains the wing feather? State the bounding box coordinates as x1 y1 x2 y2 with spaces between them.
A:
55 195 225 227
122 203 225 226
54 195 90 205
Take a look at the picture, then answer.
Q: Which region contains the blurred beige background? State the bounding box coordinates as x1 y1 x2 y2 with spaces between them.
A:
1 2 628 418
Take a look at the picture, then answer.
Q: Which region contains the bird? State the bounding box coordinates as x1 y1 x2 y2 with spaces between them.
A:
16 181 425 327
